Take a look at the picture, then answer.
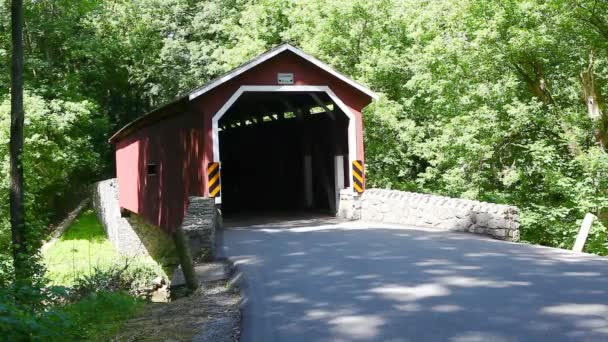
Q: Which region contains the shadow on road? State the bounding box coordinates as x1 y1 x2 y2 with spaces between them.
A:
220 217 608 342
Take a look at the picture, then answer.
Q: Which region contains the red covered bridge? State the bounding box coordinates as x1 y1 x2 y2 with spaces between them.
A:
110 44 377 232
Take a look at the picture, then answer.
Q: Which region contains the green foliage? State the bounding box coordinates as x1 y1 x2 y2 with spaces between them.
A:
3 210 154 340
349 0 608 255
71 262 163 300
0 94 108 284
43 210 168 293
60 291 143 341
0 284 72 341
363 97 422 191
2 197 146 341
2 2 608 338
1 0 608 278
0 288 142 341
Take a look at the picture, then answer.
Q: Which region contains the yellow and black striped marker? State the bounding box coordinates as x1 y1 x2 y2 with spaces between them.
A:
208 162 221 198
352 160 364 194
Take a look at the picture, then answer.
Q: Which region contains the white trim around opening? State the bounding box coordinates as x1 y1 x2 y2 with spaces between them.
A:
211 85 357 204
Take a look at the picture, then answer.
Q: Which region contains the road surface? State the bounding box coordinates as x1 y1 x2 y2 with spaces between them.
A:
219 217 608 342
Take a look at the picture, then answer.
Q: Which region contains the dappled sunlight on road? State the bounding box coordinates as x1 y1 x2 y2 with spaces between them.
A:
436 276 530 288
220 217 608 341
541 303 608 316
329 314 385 340
369 284 451 301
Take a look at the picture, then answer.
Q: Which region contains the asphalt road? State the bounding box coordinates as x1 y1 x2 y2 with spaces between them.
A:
219 217 608 342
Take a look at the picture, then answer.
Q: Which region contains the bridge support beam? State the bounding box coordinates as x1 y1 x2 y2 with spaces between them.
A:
304 154 313 208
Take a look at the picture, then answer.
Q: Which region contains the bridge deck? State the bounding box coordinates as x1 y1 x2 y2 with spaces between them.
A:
220 217 608 342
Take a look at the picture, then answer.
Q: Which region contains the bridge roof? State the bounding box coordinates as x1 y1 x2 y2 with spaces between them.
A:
110 43 376 143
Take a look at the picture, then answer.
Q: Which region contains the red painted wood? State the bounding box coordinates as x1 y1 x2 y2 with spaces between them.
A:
114 50 373 232
115 106 206 232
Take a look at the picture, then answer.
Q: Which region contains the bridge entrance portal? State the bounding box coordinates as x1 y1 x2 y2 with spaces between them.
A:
216 90 350 217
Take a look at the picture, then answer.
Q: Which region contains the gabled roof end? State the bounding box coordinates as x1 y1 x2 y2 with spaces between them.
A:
187 43 378 100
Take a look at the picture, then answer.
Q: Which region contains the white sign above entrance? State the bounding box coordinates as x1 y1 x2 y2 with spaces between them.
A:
277 73 294 85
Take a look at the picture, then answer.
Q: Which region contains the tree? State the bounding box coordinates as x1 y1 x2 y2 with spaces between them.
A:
10 0 29 283
0 0 605 268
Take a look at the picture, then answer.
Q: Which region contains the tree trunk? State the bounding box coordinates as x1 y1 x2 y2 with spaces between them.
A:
173 226 198 291
512 61 555 106
10 0 29 282
580 53 608 150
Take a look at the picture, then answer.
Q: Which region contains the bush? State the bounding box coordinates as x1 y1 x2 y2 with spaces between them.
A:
71 261 165 300
0 283 70 341
0 286 142 341
0 93 109 269
57 291 143 341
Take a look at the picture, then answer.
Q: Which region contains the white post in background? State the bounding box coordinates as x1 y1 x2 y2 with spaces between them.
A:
304 155 313 208
573 213 596 252
334 155 345 213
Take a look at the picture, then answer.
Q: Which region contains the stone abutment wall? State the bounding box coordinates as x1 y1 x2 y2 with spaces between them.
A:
91 179 163 258
91 179 217 265
180 196 218 262
338 189 520 241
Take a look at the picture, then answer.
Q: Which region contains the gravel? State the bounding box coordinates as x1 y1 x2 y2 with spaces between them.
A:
115 262 240 342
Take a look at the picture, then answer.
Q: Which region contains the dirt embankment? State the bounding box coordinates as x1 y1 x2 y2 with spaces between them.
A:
115 262 240 342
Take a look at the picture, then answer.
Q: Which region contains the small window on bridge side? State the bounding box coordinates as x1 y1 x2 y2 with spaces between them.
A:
147 163 157 176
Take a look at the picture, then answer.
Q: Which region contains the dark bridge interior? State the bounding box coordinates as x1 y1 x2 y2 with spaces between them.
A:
219 91 349 217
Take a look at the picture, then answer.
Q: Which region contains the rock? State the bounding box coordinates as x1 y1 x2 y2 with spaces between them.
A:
475 213 491 227
508 230 520 241
151 285 170 303
172 262 230 288
493 229 507 238
152 276 164 286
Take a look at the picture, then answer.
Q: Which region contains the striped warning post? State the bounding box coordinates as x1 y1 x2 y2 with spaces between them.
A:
208 162 221 198
352 160 364 194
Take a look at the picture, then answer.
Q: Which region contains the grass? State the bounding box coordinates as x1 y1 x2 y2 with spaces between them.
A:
2 290 144 342
43 210 118 286
36 210 144 341
57 291 144 341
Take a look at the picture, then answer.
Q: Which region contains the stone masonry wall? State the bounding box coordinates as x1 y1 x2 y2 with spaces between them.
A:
338 189 520 241
91 179 218 265
91 179 178 265
91 179 149 256
180 197 218 262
